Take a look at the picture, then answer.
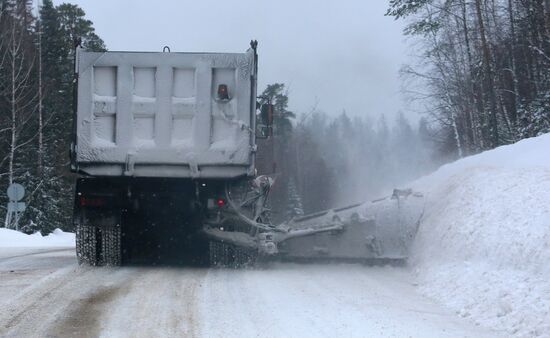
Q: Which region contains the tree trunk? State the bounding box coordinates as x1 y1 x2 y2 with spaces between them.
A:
460 0 481 151
506 0 518 125
9 24 17 185
38 7 44 176
475 0 499 147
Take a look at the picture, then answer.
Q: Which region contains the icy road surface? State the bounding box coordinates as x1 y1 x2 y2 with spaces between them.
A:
0 248 501 338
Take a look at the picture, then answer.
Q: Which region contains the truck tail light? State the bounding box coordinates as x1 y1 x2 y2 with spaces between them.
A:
207 197 227 209
217 84 229 100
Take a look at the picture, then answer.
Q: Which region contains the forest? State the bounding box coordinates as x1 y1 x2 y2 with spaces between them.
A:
257 83 436 222
0 0 104 232
386 0 549 155
0 0 548 232
250 0 550 221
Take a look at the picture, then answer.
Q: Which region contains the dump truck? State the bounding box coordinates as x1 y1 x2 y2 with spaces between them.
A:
72 42 424 267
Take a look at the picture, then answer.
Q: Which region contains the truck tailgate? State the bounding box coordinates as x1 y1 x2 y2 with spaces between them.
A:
74 48 256 178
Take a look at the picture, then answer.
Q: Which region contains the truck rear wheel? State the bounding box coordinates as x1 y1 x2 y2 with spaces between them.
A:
100 224 122 266
75 211 122 266
209 241 257 268
76 223 99 266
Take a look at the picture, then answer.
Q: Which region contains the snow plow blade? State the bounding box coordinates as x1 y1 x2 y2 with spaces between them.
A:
276 189 424 262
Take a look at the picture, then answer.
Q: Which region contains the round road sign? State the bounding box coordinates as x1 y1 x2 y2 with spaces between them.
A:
7 183 25 201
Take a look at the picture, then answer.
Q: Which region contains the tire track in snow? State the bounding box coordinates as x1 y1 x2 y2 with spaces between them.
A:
197 263 501 338
0 266 132 337
100 267 207 337
0 266 87 336
0 249 504 337
196 268 300 338
46 284 128 338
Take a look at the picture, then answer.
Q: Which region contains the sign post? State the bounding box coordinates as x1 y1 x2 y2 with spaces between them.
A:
5 183 25 230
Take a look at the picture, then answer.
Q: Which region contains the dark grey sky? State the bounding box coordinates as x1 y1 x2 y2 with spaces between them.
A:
51 0 409 119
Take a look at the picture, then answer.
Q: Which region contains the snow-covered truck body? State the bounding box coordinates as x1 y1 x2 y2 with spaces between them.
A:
72 43 262 266
72 48 257 178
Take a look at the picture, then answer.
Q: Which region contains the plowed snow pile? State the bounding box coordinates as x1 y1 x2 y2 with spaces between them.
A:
0 228 75 247
410 133 550 338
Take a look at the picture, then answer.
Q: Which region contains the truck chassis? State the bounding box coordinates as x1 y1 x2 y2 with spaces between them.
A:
74 175 424 267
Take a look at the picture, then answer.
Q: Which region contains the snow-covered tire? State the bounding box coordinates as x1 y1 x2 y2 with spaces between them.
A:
76 224 99 266
75 213 122 266
100 225 122 266
234 246 256 267
209 240 226 267
209 241 257 268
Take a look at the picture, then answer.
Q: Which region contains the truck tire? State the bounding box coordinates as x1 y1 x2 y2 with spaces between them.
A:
209 241 257 268
209 240 226 267
76 213 122 266
100 225 122 266
76 223 99 266
234 246 257 267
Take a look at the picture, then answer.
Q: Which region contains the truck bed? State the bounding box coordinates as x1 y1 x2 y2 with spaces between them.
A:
73 47 257 178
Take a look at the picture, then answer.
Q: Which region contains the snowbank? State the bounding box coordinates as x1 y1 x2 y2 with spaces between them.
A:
410 133 550 338
0 228 75 248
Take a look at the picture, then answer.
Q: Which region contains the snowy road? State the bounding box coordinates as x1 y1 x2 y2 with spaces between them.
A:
0 248 501 338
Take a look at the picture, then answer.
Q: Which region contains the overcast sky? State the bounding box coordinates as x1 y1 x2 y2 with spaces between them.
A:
51 0 410 120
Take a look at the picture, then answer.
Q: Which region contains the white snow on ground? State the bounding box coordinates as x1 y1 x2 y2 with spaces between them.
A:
0 228 75 248
1 135 548 337
409 133 550 338
0 256 498 337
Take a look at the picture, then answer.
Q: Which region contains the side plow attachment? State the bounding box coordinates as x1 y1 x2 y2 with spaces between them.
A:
277 189 424 262
204 177 425 266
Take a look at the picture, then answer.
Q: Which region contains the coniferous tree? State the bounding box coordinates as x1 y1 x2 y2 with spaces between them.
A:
0 0 105 232
257 84 296 222
0 0 38 229
34 1 105 233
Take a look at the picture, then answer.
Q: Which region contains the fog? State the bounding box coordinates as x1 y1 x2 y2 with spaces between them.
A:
277 112 437 218
50 0 410 120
